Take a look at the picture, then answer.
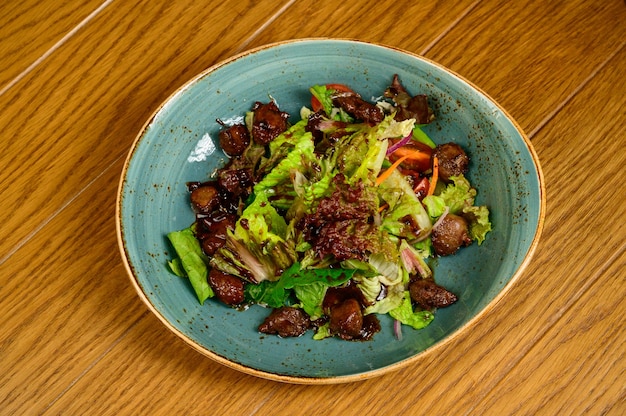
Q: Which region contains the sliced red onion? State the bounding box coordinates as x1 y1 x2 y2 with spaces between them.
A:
317 119 337 131
385 132 413 156
413 258 429 278
432 206 450 230
400 246 432 279
400 248 416 274
394 319 403 341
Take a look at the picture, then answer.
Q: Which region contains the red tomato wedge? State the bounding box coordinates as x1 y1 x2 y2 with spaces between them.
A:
311 83 355 112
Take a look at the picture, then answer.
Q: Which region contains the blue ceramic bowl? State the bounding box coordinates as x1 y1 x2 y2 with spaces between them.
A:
116 39 545 383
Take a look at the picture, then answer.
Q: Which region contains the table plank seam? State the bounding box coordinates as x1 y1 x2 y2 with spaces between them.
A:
420 0 482 56
528 39 626 140
233 0 297 55
465 240 626 415
40 310 151 415
0 0 115 98
0 153 125 267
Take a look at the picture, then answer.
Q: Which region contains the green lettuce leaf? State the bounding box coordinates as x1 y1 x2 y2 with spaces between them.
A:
380 170 432 239
254 131 316 203
331 115 414 185
309 85 353 121
463 205 492 244
313 322 332 340
389 291 434 329
245 262 356 311
237 194 296 278
422 194 447 219
244 280 290 308
235 192 288 245
211 191 297 283
167 227 214 304
167 257 186 277
293 282 327 320
267 119 308 156
438 175 477 215
309 85 334 117
363 282 405 315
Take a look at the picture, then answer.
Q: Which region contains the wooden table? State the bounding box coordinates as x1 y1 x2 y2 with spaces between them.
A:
1 1 624 414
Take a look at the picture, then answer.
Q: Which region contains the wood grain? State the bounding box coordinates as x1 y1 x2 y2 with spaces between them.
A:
0 0 108 90
45 313 283 415
0 0 624 414
424 0 626 134
476 249 625 415
0 158 146 414
456 42 626 415
0 0 291 260
242 0 479 54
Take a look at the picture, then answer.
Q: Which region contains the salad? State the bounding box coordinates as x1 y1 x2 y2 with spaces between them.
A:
167 75 491 341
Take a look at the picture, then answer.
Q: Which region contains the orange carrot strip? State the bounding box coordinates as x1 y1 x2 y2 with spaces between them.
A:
376 149 425 186
427 156 439 196
390 146 431 162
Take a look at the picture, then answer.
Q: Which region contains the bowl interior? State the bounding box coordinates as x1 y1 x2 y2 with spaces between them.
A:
118 39 543 382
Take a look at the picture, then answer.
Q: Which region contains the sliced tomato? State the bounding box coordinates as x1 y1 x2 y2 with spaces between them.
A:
311 83 355 112
413 176 430 200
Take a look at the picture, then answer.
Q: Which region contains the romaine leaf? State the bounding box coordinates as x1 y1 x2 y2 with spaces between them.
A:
167 258 186 277
210 234 273 283
212 190 297 283
379 169 432 235
167 227 214 304
255 132 315 195
389 291 434 329
267 119 308 156
309 85 334 117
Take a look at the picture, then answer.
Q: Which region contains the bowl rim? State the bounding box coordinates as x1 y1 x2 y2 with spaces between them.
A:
115 37 546 384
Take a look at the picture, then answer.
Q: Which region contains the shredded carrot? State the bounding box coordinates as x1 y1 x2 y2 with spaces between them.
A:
378 203 388 213
390 146 431 162
427 156 439 196
376 149 425 186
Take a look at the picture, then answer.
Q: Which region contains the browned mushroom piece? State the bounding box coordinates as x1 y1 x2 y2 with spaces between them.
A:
218 124 250 157
431 213 472 256
250 101 290 145
208 269 245 306
189 183 219 214
432 142 469 183
329 298 364 339
258 307 310 337
409 279 458 309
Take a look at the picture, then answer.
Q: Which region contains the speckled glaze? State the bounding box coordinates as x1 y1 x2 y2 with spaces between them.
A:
116 39 545 384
